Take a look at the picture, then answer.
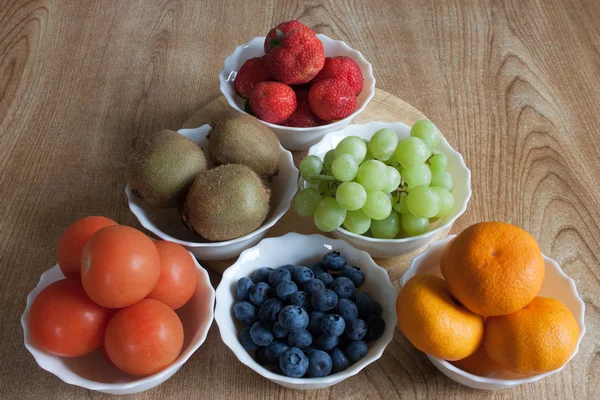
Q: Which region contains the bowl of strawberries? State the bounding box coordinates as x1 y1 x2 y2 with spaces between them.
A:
219 20 376 150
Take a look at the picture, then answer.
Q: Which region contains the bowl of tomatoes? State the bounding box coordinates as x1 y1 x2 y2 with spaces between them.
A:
21 217 216 395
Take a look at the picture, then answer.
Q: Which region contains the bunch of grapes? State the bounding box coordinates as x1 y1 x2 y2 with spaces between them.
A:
294 120 455 238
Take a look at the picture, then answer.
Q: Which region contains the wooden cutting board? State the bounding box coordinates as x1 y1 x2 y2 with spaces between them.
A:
183 88 451 283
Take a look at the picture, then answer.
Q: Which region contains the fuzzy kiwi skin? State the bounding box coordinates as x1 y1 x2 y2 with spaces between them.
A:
126 130 207 208
208 113 280 177
182 164 270 241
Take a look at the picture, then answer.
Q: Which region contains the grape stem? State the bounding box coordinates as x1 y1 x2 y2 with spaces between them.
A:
306 175 337 182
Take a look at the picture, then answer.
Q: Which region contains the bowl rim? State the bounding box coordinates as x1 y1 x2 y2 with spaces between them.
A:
21 256 216 391
214 232 398 386
125 124 299 248
218 33 376 132
306 120 472 243
402 234 587 387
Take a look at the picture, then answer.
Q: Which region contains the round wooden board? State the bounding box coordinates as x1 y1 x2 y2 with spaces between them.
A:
183 88 451 284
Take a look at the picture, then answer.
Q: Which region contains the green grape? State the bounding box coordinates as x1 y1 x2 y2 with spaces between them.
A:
401 164 431 190
430 169 454 191
382 166 401 193
343 210 371 234
401 212 430 236
334 136 367 163
336 182 367 210
323 150 335 173
356 160 387 191
332 154 359 181
410 120 440 149
393 192 408 214
313 197 347 232
361 191 392 220
368 128 399 161
299 155 323 179
294 188 322 216
406 186 441 218
370 210 401 239
430 187 454 218
395 137 430 168
428 151 448 171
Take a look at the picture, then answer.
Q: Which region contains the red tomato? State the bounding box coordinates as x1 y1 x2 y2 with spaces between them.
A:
146 241 197 310
56 216 117 279
104 299 184 376
81 225 160 308
28 279 113 357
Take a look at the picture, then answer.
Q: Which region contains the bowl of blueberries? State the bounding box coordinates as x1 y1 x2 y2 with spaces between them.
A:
214 232 398 390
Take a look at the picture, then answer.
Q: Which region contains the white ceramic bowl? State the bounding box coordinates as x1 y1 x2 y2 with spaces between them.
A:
126 124 299 261
219 34 376 150
304 121 471 258
21 254 216 395
400 235 586 390
214 232 398 390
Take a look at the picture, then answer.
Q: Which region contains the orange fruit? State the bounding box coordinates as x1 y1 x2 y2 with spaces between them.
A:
441 222 545 316
452 344 503 376
396 275 484 361
483 297 580 374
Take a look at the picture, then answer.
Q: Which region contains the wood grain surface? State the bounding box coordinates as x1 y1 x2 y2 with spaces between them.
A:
1 0 599 399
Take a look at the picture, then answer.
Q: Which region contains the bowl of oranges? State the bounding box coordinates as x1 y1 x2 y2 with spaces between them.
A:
21 217 216 395
396 222 586 390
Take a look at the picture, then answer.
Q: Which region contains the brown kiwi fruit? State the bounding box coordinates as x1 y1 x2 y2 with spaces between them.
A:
208 113 280 177
126 130 207 208
182 164 270 241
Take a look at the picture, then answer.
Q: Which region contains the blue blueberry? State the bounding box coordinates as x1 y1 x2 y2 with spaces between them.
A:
250 321 273 346
337 298 358 321
303 278 325 295
307 350 333 377
259 297 282 323
330 277 355 299
240 327 258 351
365 316 386 342
346 340 368 361
303 346 317 354
269 267 292 287
352 291 373 318
278 305 309 332
289 291 310 309
272 322 288 339
307 311 326 334
340 265 365 288
276 280 298 300
292 266 314 285
288 329 312 348
255 346 270 365
315 334 339 351
316 272 334 286
236 277 253 300
249 282 272 306
233 301 258 326
320 314 346 337
345 319 368 341
265 340 290 363
309 261 326 277
322 251 346 271
329 347 350 372
280 264 298 274
253 267 273 283
371 300 383 319
311 289 338 311
279 347 309 378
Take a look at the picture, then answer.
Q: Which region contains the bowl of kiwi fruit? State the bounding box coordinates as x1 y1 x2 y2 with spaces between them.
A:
125 112 299 261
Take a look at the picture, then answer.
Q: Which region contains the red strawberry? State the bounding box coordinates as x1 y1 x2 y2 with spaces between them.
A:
234 56 271 99
250 82 296 124
308 78 357 121
313 56 363 95
264 20 312 54
267 29 325 85
283 90 323 127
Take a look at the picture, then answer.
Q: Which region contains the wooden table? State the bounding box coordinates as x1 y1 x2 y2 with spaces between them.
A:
1 1 598 399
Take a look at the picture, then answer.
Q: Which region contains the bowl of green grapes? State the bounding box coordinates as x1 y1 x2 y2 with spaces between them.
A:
295 120 471 258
